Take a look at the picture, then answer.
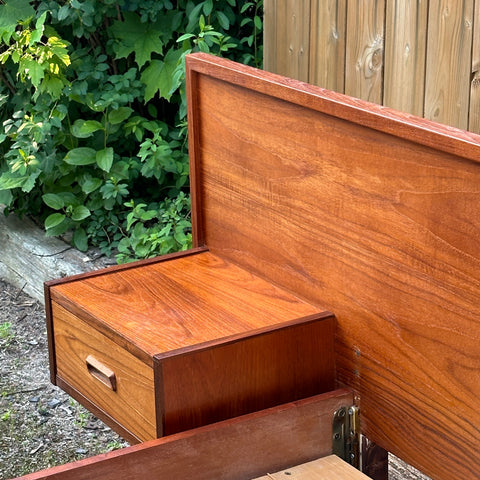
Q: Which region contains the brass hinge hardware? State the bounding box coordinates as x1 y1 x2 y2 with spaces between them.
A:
332 405 360 469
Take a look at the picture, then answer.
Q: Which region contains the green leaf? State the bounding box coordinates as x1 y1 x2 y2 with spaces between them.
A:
108 107 133 125
177 33 195 42
21 60 44 88
79 176 102 194
45 213 66 229
64 147 97 166
72 119 104 138
30 12 47 44
71 205 91 222
203 0 213 16
45 216 71 237
57 5 70 21
48 36 71 67
110 12 164 68
0 173 29 190
0 189 13 206
216 11 230 30
96 147 114 172
73 228 88 251
42 193 65 210
0 0 35 37
141 48 183 102
39 75 65 100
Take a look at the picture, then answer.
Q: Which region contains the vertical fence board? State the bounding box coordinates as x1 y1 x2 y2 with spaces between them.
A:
469 0 480 133
308 0 347 92
383 0 428 116
424 0 474 130
264 1 479 133
344 0 385 103
263 0 277 75
263 0 311 82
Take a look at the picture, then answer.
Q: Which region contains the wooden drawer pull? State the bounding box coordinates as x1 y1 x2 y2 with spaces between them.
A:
86 355 117 391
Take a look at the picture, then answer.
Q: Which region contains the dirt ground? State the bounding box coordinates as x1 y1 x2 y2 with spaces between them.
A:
0 279 128 480
0 278 430 480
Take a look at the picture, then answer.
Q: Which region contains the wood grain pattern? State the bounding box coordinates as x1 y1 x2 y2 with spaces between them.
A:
186 53 480 480
49 251 321 365
384 0 427 116
52 302 156 441
424 0 474 129
265 2 480 134
157 315 335 435
18 390 353 480
49 248 335 440
252 455 370 479
308 0 346 92
469 0 480 133
345 0 385 103
263 0 310 82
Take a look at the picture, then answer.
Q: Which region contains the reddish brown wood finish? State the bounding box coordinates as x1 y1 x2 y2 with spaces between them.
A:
157 314 335 435
47 249 335 441
18 390 353 480
185 53 480 479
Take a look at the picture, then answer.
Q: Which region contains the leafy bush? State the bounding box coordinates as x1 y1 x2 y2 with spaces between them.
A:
0 0 263 262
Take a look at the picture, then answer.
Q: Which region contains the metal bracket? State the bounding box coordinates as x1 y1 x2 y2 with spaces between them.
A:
332 405 360 469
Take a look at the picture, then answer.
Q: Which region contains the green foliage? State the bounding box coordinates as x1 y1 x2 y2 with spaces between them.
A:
0 0 263 262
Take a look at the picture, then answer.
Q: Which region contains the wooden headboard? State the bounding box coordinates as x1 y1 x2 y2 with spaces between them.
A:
186 53 480 480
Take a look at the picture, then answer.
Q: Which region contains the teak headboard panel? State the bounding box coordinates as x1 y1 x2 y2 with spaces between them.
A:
186 53 480 480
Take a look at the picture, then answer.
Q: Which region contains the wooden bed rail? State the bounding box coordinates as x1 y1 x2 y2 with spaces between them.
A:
18 390 352 480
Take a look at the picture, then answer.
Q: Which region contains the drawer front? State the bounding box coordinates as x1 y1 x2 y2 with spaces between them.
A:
52 302 156 441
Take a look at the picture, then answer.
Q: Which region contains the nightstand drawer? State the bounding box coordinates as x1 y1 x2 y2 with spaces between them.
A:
47 250 335 443
52 302 156 442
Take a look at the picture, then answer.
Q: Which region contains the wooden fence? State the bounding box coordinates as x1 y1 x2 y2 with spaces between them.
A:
263 0 480 133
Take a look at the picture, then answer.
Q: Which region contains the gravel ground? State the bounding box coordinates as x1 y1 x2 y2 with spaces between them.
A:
0 280 128 480
0 278 430 480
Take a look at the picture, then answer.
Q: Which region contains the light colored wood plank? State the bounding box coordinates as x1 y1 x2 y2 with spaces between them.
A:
469 0 480 133
262 0 277 73
384 0 428 115
345 0 385 103
424 0 474 129
253 455 370 479
262 0 310 82
308 0 347 92
0 206 109 305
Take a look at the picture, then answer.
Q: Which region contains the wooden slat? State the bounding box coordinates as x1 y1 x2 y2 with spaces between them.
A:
424 0 474 129
263 0 310 82
185 53 480 480
469 0 480 133
383 0 428 116
18 390 353 480
252 455 370 480
308 0 347 92
344 0 385 103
